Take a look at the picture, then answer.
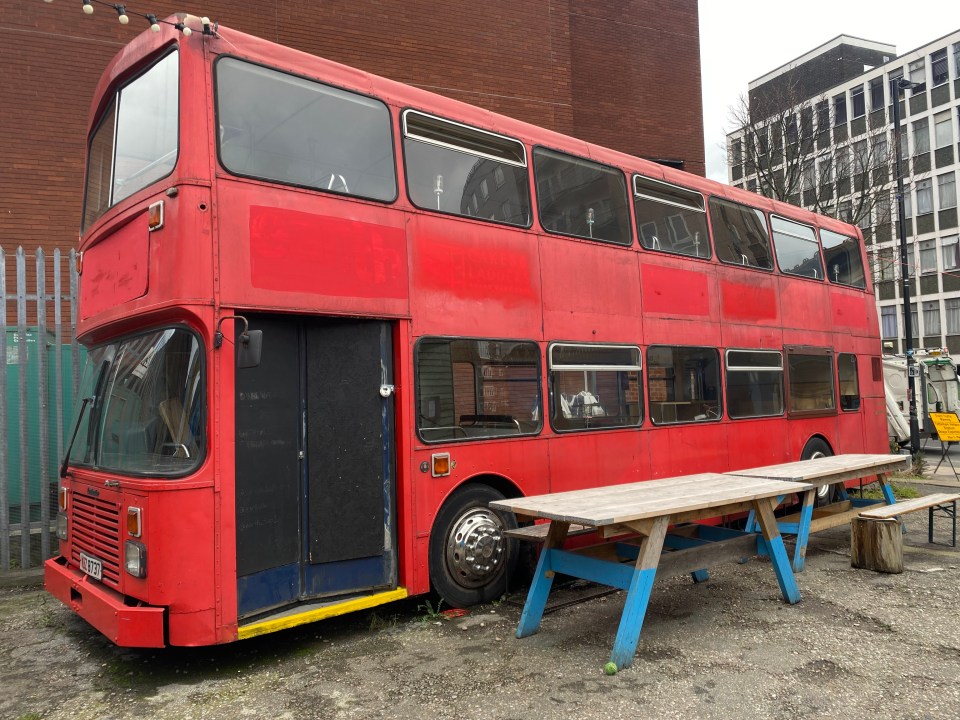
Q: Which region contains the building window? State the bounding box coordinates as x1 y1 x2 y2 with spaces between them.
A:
816 100 829 132
533 147 631 245
873 135 888 167
924 301 942 336
634 175 710 258
903 183 913 218
935 111 954 149
647 346 721 425
851 85 865 118
852 139 868 175
920 239 938 274
732 138 743 166
881 306 898 338
837 353 860 411
833 94 847 126
818 156 833 186
906 244 916 277
548 344 643 431
908 58 926 92
787 348 835 414
946 297 960 335
939 172 957 211
898 125 908 161
931 48 949 86
916 178 934 216
870 77 885 110
911 302 919 336
943 235 960 271
913 118 930 155
802 161 815 191
879 247 895 281
725 350 784 419
955 43 960 76
415 337 541 442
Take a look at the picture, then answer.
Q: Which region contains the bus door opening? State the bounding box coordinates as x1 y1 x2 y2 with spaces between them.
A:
234 315 396 619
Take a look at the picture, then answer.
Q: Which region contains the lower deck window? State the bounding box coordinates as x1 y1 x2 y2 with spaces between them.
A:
647 346 721 424
726 350 784 418
788 349 836 414
416 338 541 442
549 344 642 431
838 353 861 411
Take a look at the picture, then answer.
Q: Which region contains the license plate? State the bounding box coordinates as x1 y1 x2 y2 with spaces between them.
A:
79 552 103 581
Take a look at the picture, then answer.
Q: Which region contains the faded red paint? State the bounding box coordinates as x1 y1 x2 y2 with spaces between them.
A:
249 207 407 299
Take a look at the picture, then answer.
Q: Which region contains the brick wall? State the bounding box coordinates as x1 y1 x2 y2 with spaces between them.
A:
0 1 703 269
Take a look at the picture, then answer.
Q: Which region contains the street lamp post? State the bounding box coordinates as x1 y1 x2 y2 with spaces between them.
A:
891 77 922 456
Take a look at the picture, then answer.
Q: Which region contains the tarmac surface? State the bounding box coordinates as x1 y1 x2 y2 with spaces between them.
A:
2 460 959 720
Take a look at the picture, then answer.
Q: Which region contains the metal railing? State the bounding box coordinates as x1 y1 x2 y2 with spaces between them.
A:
0 246 81 572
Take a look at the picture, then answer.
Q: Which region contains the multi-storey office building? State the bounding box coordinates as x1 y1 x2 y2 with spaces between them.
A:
728 32 960 356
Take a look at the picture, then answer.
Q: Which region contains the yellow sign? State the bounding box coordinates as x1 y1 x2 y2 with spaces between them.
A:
929 412 960 442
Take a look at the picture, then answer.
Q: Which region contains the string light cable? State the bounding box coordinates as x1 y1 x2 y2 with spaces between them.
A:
43 1 217 37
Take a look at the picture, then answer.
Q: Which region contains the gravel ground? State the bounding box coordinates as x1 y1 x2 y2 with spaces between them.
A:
2 500 958 720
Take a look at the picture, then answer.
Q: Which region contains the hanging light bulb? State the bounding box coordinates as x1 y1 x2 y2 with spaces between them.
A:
115 4 129 24
175 22 192 36
82 0 94 14
146 14 160 32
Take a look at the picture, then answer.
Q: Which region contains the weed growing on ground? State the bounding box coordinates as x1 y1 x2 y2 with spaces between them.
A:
416 599 444 622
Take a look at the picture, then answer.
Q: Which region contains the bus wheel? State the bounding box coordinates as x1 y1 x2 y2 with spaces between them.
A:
429 484 518 608
801 438 835 505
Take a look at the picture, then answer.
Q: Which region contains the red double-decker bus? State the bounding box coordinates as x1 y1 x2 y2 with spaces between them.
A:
46 16 887 647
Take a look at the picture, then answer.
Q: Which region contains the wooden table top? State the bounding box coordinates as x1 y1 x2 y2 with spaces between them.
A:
723 454 909 484
490 473 812 527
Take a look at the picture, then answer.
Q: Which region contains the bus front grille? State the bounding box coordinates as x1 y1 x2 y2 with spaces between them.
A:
71 494 122 589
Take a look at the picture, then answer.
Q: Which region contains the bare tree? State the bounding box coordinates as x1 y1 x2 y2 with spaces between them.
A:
725 78 895 231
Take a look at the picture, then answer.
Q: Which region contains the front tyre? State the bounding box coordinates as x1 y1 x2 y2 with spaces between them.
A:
429 484 518 608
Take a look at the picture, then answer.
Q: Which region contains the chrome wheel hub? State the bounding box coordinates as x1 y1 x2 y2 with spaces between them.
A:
445 507 505 588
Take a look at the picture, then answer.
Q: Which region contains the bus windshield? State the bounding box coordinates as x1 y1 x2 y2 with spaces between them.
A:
82 50 179 231
67 328 204 477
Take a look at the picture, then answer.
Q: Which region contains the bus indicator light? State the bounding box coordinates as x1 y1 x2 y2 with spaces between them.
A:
124 541 146 578
431 453 451 477
147 201 164 231
58 485 68 511
127 507 142 537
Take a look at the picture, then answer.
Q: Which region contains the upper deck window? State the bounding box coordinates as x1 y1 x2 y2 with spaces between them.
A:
533 148 631 245
402 111 530 226
820 228 866 288
709 198 773 270
82 50 179 232
771 215 824 280
633 176 710 259
215 58 396 202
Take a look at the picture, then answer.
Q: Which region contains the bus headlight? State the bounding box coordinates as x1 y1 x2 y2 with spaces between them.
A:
124 540 147 578
56 512 68 540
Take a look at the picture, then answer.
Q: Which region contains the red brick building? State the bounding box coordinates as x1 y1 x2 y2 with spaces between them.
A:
1 1 704 261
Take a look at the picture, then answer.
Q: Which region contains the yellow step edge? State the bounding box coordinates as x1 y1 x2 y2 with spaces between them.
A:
237 587 409 640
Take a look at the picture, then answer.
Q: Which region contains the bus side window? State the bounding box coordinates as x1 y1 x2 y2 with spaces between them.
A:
533 147 631 245
633 175 710 258
838 353 861 411
709 197 773 270
646 346 721 424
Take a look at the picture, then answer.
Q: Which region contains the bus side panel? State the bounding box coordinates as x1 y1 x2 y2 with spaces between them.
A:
215 183 410 318
778 276 831 332
725 417 791 469
539 237 643 343
647 422 729 478
546 430 650 494
408 214 542 339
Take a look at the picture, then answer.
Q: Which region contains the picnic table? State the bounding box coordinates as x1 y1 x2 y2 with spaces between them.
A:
490 472 813 671
726 453 910 571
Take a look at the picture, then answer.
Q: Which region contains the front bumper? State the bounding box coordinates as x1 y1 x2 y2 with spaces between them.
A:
45 556 166 647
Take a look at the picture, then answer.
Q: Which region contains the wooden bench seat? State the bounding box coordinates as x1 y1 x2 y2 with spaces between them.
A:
858 493 960 520
503 523 594 542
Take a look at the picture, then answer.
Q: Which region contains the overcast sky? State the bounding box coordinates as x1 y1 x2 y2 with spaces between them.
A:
699 1 960 183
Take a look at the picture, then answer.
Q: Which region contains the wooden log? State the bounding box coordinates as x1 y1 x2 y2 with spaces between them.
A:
851 517 903 573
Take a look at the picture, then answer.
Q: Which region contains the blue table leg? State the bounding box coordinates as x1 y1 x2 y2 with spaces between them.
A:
880 475 896 506
608 516 669 670
793 488 816 572
516 522 569 638
752 498 801 605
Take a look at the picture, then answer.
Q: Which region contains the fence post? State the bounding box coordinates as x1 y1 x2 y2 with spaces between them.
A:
0 247 8 571
37 248 51 560
16 247 30 569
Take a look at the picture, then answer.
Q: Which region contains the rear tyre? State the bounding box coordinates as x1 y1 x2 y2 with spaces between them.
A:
801 438 835 506
428 484 519 608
